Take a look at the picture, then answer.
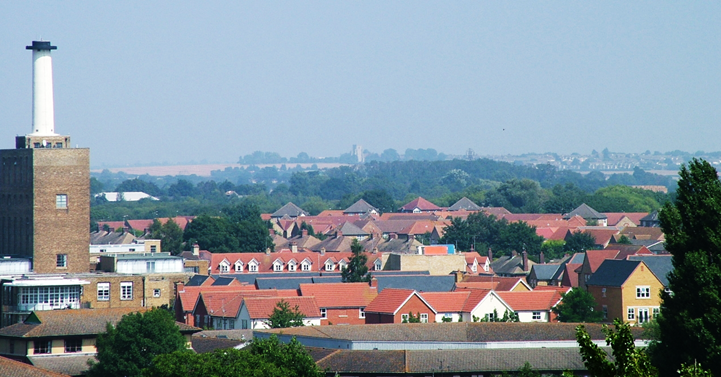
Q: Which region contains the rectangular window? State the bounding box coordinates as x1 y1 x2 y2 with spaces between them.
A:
120 282 133 300
146 261 155 273
532 311 542 320
64 338 82 353
242 319 248 329
150 245 157 252
320 308 327 319
56 254 67 268
602 288 606 297
219 264 229 273
56 194 67 209
274 263 282 272
97 283 110 301
603 305 608 319
288 263 296 272
638 308 650 324
359 308 365 319
249 264 258 272
653 307 660 318
153 289 161 298
636 286 651 299
401 314 409 322
34 339 51 354
487 312 496 322
302 263 310 271
420 313 428 323
628 308 635 320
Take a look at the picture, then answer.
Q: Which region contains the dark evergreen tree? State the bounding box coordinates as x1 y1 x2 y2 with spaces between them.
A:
342 239 371 282
651 159 721 376
576 319 657 376
148 218 184 255
552 287 603 323
266 300 305 328
563 231 597 254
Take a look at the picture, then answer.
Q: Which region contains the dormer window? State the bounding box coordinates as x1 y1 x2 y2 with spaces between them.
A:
219 260 230 273
234 261 243 272
301 260 311 271
374 259 382 271
273 260 283 272
248 260 259 273
288 261 297 272
338 260 348 270
471 261 478 273
325 261 335 271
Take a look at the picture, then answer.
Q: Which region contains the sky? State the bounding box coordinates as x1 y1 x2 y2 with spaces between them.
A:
1 2 720 168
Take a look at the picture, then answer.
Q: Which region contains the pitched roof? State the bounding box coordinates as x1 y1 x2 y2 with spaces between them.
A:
343 199 379 214
530 264 564 281
586 260 644 287
585 249 622 273
200 291 275 318
28 355 96 376
628 255 673 286
375 275 456 293
459 276 530 291
561 263 582 287
177 285 257 312
364 288 436 315
496 291 562 311
0 355 72 377
620 226 665 241
271 202 309 218
420 291 471 312
241 296 321 319
400 197 442 212
299 283 378 308
448 197 481 211
0 308 199 338
337 222 369 236
564 203 606 220
604 212 649 226
89 230 137 245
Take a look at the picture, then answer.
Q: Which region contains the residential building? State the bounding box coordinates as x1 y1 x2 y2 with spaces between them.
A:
299 282 377 325
496 291 563 322
237 296 321 329
364 288 436 324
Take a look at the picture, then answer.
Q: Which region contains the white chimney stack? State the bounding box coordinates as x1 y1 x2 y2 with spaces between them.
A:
26 41 58 136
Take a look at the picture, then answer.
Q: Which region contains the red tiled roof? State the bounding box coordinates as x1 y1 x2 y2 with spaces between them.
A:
126 219 153 231
201 291 276 318
400 197 442 212
0 355 71 377
299 283 378 308
420 291 470 313
496 291 562 311
242 296 321 319
364 288 419 315
178 285 257 312
459 276 528 291
603 212 648 226
96 221 126 231
585 249 621 273
561 263 582 287
461 289 494 313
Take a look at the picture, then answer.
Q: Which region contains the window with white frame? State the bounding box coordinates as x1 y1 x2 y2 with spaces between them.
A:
627 308 635 320
249 262 258 272
153 289 161 298
302 261 311 271
273 262 283 272
97 283 110 301
602 288 606 297
339 261 347 270
34 339 51 354
64 338 82 353
359 308 365 318
320 308 327 319
653 307 660 318
602 305 608 319
471 262 477 273
638 308 650 324
234 261 243 272
120 282 133 300
401 313 409 322
56 194 67 209
374 259 382 271
532 311 541 320
636 286 651 299
288 262 297 271
486 312 496 321
219 263 229 273
325 261 334 271
420 313 428 323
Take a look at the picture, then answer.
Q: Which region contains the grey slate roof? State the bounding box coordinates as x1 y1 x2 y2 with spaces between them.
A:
89 230 137 245
29 355 94 376
628 255 673 287
211 272 323 286
407 348 588 373
564 203 607 220
343 199 379 214
375 275 456 293
186 274 211 286
530 264 563 280
569 252 585 264
211 277 237 286
338 222 369 236
586 259 642 287
271 202 309 218
448 197 482 211
490 255 535 276
255 277 315 290
191 337 245 353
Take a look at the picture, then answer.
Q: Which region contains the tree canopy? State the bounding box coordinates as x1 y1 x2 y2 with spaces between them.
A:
266 300 305 328
183 202 273 253
148 218 184 255
552 287 603 323
576 320 657 377
87 308 188 377
342 239 371 282
651 158 721 376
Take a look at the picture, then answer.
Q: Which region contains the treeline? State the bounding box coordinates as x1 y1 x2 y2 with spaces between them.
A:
91 158 675 224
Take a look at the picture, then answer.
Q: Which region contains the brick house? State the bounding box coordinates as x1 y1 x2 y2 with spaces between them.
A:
299 282 378 325
364 288 436 324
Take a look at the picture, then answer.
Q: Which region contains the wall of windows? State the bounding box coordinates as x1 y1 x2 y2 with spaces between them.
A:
16 285 82 311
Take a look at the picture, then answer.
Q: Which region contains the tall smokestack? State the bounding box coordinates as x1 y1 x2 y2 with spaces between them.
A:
26 41 58 136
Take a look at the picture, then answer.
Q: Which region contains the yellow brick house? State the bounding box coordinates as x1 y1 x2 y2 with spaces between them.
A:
586 259 665 325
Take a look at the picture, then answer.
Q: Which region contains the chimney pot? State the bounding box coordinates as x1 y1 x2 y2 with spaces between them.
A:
320 248 326 255
302 229 308 237
370 278 378 288
192 243 200 256
522 250 528 272
540 251 545 264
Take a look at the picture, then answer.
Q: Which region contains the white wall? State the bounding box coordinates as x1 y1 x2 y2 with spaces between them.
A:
116 258 183 274
465 293 513 322
517 310 550 323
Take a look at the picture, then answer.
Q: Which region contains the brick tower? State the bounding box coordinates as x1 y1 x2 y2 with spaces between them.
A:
0 41 89 274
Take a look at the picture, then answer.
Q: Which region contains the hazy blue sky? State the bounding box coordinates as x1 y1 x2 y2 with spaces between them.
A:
1 2 720 168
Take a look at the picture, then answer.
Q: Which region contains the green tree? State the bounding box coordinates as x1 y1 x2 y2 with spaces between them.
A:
563 231 597 254
266 300 305 328
552 287 603 323
541 239 566 261
148 218 184 255
142 348 286 377
651 159 721 376
402 312 421 323
575 319 657 377
248 335 324 377
361 189 396 214
342 239 371 282
87 308 188 377
517 362 541 377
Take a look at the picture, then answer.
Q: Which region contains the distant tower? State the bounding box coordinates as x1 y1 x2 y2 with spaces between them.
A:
352 144 364 163
0 41 90 274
